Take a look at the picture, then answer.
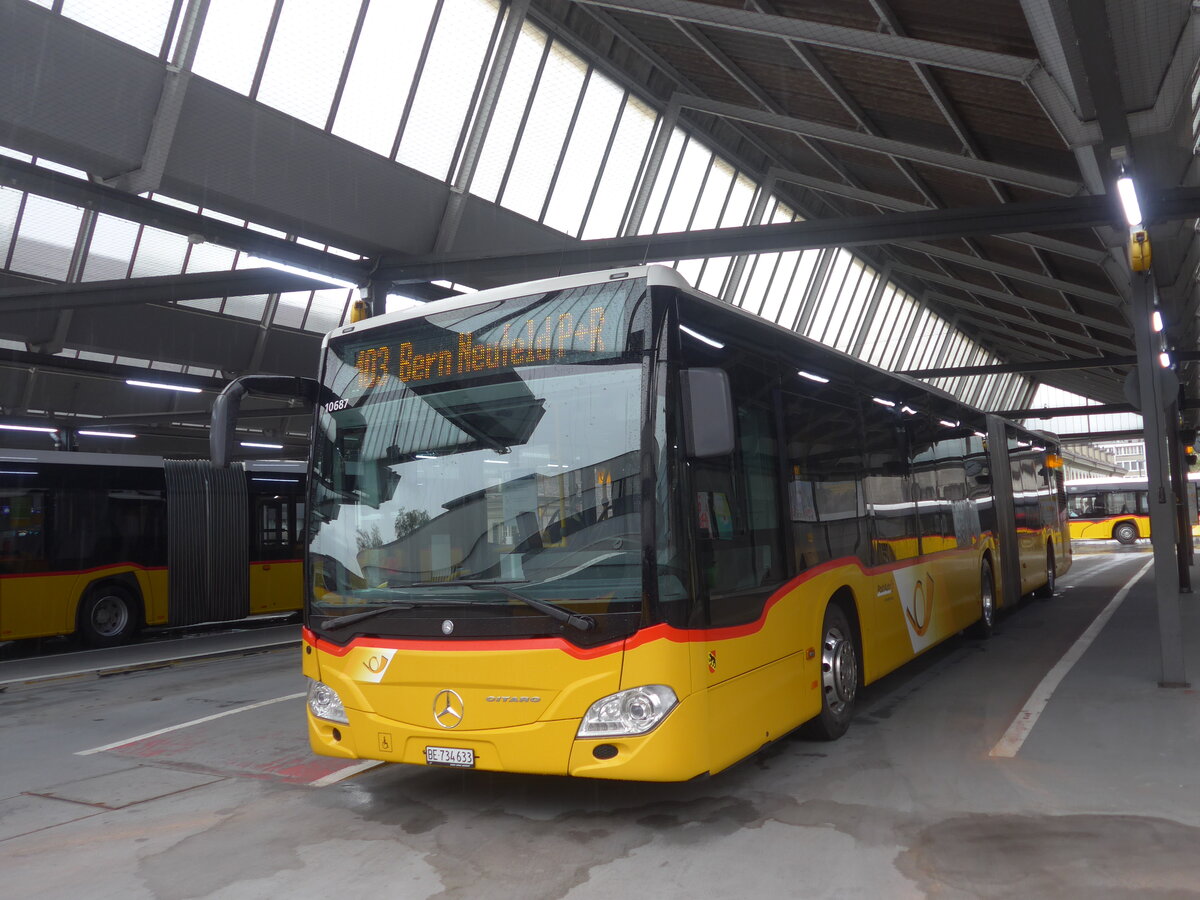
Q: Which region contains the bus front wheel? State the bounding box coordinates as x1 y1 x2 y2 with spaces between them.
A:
1113 522 1139 545
806 603 859 741
77 584 141 648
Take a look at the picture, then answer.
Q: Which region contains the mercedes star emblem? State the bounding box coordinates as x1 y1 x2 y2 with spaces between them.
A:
433 689 464 729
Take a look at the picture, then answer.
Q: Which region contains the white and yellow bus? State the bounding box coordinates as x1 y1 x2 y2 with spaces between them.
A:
0 451 305 646
216 266 1070 781
1065 474 1200 544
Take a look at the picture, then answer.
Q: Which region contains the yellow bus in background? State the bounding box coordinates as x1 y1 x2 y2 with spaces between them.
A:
1065 474 1200 544
0 451 305 646
216 266 1069 781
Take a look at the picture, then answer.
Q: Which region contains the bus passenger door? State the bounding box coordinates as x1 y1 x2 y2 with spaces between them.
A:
250 493 303 614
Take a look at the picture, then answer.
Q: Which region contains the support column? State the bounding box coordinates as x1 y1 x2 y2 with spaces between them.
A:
720 171 775 304
850 265 891 358
106 0 210 194
623 96 680 236
1131 271 1188 687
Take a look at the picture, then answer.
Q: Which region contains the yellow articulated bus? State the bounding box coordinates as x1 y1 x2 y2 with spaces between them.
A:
1065 474 1200 544
0 451 305 647
215 266 1069 781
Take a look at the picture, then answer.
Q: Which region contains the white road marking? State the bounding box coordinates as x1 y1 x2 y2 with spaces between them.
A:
308 760 386 787
76 692 306 755
990 558 1152 759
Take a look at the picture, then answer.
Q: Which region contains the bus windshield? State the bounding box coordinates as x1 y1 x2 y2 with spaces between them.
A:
308 278 650 641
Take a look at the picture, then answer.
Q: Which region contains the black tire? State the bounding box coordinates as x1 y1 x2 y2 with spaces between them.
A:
806 603 859 741
77 584 140 648
1113 522 1138 545
1035 546 1056 599
968 558 997 639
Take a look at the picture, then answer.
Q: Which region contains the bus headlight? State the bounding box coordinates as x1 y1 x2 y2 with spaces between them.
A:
307 679 349 724
577 685 678 737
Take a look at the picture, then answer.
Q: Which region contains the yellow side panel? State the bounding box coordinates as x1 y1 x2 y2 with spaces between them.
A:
248 560 303 614
0 565 166 640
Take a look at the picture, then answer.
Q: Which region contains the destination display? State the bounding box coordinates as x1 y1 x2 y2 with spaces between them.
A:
354 306 609 390
330 280 643 397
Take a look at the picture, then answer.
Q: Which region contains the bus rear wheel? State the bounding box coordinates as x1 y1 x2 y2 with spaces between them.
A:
968 559 996 639
77 584 140 648
1035 546 1056 599
806 603 859 741
1113 522 1138 545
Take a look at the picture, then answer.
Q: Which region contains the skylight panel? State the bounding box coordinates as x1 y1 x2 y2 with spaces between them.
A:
396 0 501 181
256 0 359 128
332 0 438 156
62 0 174 57
191 0 275 96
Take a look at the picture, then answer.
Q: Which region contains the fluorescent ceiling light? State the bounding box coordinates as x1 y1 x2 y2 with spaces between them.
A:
483 459 510 464
680 324 725 349
245 256 360 290
415 453 437 459
798 370 829 384
79 430 135 439
901 405 919 416
938 419 959 428
1159 352 1172 368
250 476 299 483
0 470 36 476
1116 176 1142 227
126 379 202 394
240 441 284 449
1152 310 1164 332
0 423 58 433
872 397 895 407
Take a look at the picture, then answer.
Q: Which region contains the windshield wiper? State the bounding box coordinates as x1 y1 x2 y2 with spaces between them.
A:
322 603 415 632
414 578 595 632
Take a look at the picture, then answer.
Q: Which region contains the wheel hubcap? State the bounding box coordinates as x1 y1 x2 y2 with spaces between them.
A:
821 625 857 714
981 574 994 627
92 596 128 637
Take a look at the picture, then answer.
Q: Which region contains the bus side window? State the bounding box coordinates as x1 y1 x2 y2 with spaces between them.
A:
254 496 292 561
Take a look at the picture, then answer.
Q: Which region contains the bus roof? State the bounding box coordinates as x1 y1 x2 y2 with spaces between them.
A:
325 265 692 350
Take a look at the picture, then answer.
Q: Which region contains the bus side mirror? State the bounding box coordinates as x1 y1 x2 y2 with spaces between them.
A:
681 368 734 458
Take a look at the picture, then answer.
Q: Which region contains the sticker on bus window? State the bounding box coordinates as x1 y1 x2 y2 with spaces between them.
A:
711 492 733 539
697 493 714 538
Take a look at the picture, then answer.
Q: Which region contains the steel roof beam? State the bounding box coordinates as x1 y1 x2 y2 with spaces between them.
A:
376 186 1200 284
0 157 372 285
898 241 1121 306
767 168 1107 264
916 286 1132 343
0 269 335 313
904 354 1138 379
673 94 1082 195
572 0 1039 79
966 318 1129 359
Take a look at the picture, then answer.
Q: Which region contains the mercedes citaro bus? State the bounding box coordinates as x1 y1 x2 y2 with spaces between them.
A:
215 266 1069 781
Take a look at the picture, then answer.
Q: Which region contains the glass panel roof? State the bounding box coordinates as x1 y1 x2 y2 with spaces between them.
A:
0 0 1052 425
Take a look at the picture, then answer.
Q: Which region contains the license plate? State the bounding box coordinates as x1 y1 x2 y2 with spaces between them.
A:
425 746 475 768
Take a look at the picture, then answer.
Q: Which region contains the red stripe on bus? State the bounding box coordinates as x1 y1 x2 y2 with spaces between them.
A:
0 562 166 580
306 541 990 657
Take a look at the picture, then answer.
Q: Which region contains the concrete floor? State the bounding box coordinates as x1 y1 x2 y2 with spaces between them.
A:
2 547 1198 899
